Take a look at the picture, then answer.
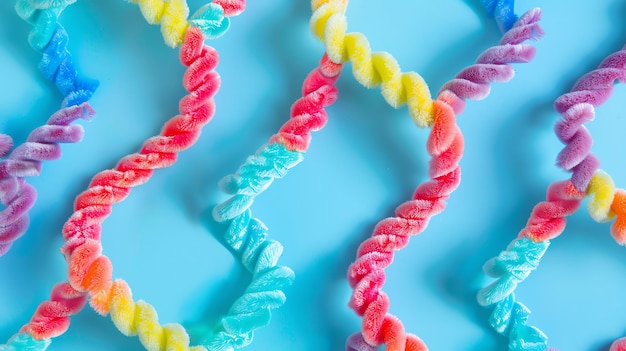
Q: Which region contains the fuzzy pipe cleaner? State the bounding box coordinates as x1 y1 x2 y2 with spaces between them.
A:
0 104 95 256
309 1 543 349
478 45 626 350
0 10 231 349
310 1 541 128
15 0 98 106
0 0 99 256
126 0 245 47
209 54 343 348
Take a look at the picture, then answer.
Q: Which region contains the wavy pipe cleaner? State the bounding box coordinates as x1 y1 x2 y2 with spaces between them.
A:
0 7 233 351
126 0 245 48
0 104 95 256
477 45 626 351
309 0 544 349
0 0 100 256
309 0 537 129
205 54 343 348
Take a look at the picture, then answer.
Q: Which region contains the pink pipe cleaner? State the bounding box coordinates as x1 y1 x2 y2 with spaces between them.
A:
14 26 219 340
553 46 626 191
0 103 95 255
346 9 543 351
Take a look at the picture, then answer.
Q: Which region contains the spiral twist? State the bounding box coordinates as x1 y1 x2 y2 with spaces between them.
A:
477 238 549 350
478 44 626 349
553 46 626 192
201 215 295 350
310 2 542 129
0 282 86 350
0 103 95 256
476 180 586 350
341 9 543 350
209 54 342 348
6 27 218 350
15 0 98 106
439 8 543 115
127 0 244 47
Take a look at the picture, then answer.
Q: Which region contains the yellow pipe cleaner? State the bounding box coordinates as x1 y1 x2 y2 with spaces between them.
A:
310 0 434 128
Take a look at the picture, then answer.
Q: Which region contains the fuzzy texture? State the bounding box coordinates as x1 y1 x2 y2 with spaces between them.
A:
1 0 98 257
126 0 244 47
15 0 98 106
553 46 626 191
481 0 517 33
337 9 542 350
477 181 587 350
0 333 49 351
479 45 626 350
210 54 342 349
611 338 626 351
310 1 541 129
0 282 86 349
0 104 94 256
477 237 550 350
9 27 219 351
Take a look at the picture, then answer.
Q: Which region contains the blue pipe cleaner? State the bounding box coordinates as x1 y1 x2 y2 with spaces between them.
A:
205 142 302 349
15 0 98 106
477 237 550 350
0 333 49 351
481 0 518 33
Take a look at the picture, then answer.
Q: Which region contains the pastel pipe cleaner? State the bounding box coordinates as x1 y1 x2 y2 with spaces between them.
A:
15 0 98 106
0 104 95 256
310 1 542 129
126 0 245 47
210 54 342 348
0 0 99 256
1 26 221 351
311 2 545 349
477 45 626 350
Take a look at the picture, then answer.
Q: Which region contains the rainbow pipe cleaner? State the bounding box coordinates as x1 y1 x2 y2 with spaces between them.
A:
0 0 99 256
308 0 543 349
126 0 245 47
1 1 237 350
210 53 343 348
477 45 626 351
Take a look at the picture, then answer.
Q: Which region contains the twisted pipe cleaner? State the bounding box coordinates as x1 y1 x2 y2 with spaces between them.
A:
476 181 585 351
342 10 544 351
207 54 342 349
554 47 626 192
477 46 626 350
0 0 99 256
0 104 95 256
0 283 87 351
127 0 245 48
15 0 98 106
310 1 541 130
0 26 220 351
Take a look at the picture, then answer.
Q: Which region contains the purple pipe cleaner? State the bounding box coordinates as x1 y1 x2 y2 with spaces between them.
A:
0 103 94 255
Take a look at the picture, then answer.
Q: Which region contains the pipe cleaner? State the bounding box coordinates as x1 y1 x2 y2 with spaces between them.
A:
1 3 236 351
308 0 543 349
209 53 343 348
0 0 100 256
126 0 245 48
477 45 626 350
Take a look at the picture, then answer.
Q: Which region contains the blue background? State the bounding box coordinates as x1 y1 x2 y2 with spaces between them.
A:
1 1 626 350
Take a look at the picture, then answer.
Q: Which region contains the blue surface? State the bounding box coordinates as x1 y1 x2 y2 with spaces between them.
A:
1 1 625 350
